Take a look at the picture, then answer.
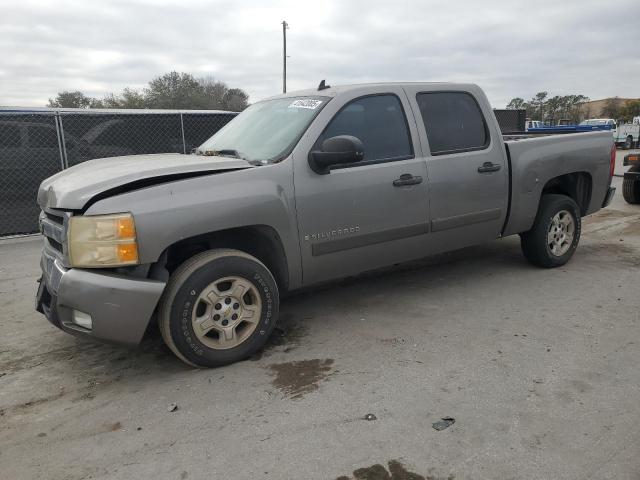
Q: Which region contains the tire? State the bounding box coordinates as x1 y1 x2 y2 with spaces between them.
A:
625 136 634 150
158 249 279 367
623 176 640 204
520 194 581 268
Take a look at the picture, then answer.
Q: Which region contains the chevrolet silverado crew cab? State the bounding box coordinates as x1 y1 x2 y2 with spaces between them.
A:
35 82 616 367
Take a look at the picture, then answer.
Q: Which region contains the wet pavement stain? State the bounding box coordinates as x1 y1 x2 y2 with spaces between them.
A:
251 311 310 361
105 421 122 432
336 460 438 480
268 358 334 399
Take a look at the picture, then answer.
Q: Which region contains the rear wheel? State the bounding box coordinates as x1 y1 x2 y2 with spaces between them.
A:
625 136 634 150
520 194 581 268
159 249 279 367
623 176 640 204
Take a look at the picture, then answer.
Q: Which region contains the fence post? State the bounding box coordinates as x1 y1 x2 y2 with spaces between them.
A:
179 113 186 154
54 112 65 171
58 113 69 168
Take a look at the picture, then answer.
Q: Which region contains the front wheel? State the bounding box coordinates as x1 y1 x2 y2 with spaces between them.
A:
520 194 581 268
158 249 279 367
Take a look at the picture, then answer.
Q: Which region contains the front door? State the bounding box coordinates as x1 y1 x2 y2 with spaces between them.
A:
292 87 430 286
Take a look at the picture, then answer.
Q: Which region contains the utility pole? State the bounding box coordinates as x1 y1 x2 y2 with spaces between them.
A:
282 20 288 93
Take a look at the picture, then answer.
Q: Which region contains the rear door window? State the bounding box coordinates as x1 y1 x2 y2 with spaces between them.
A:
416 92 489 155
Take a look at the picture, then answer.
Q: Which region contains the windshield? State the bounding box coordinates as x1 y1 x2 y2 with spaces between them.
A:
197 96 329 164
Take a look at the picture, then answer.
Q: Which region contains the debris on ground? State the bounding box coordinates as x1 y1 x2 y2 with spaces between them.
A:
167 403 178 412
432 416 455 431
363 413 377 421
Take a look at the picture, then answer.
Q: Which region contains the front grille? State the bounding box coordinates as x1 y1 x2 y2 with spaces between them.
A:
47 237 63 253
40 208 71 261
45 211 64 226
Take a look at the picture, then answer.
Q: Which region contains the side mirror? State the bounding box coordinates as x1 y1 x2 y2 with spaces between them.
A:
308 135 364 174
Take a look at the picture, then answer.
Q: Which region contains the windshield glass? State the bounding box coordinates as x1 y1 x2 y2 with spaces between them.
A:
197 96 329 164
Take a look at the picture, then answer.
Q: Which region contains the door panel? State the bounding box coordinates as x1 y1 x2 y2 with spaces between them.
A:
292 86 430 286
404 85 509 251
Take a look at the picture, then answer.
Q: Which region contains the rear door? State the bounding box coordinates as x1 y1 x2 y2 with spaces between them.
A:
292 87 430 285
404 86 509 251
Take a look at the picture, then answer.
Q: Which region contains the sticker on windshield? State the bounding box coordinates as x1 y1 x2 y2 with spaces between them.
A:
288 99 323 110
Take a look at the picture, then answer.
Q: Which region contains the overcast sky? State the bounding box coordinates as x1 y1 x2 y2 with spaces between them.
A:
1 0 638 108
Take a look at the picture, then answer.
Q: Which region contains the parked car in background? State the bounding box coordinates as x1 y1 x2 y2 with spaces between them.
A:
579 118 617 130
623 152 640 203
525 119 543 131
528 119 615 134
614 117 639 150
35 82 616 367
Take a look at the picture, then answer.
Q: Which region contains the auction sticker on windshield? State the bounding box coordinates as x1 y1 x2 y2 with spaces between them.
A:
289 99 323 109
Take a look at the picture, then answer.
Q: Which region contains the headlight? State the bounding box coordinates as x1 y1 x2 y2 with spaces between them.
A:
68 213 139 268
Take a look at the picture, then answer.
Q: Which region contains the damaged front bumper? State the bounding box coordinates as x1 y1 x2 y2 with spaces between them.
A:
36 247 165 345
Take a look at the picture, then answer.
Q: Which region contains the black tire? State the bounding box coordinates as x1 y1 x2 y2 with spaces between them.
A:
520 194 581 268
623 176 640 204
158 249 279 367
625 136 634 150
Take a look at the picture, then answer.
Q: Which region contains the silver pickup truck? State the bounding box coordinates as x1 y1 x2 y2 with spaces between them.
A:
35 82 616 367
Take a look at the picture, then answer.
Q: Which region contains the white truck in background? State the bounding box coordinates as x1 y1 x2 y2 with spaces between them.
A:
525 119 543 131
614 116 639 149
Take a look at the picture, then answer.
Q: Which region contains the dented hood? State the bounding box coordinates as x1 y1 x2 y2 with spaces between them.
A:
38 153 253 210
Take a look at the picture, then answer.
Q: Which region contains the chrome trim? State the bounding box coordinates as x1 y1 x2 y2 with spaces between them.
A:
40 247 67 296
39 208 72 266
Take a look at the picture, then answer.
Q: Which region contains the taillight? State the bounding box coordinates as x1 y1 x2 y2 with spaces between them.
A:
610 143 616 178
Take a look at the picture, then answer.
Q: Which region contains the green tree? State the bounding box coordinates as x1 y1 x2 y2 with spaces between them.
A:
569 95 589 123
506 97 526 110
198 76 229 109
620 99 640 122
545 95 563 124
529 91 548 122
144 71 203 109
101 88 147 109
48 91 95 108
602 97 623 119
47 72 250 111
222 88 249 111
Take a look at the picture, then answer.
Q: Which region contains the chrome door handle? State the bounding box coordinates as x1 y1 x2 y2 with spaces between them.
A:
393 174 423 186
478 162 501 173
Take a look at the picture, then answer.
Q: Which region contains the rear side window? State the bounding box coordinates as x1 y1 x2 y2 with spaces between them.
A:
416 92 488 155
318 94 413 162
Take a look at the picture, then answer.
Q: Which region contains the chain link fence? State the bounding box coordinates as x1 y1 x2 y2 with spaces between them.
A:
0 109 236 236
493 109 527 133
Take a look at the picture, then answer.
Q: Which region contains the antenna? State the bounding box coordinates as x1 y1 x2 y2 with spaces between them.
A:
318 80 330 91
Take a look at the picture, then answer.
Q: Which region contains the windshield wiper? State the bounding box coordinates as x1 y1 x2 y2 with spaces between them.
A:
200 149 244 159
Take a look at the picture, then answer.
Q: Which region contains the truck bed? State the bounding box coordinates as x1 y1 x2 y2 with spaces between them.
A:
502 130 613 236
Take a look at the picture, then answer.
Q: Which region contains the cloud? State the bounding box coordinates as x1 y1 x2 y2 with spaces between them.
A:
0 0 638 107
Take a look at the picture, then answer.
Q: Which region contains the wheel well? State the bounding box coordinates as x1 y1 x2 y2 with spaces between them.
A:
156 225 289 292
541 172 592 216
